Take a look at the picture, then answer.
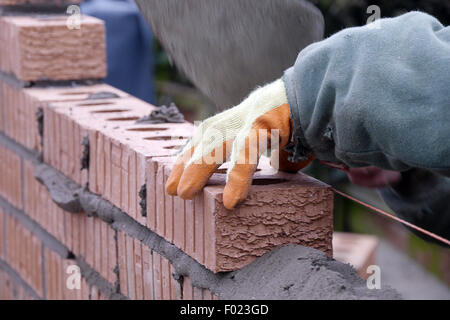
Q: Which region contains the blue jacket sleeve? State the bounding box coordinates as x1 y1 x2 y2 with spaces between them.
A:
283 11 450 177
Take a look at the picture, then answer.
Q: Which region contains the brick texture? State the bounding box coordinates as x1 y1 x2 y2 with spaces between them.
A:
0 80 4 133
0 78 127 152
0 267 35 300
117 232 218 300
0 143 23 209
44 96 192 204
5 213 43 296
44 247 89 300
152 156 334 273
0 208 4 259
0 15 106 81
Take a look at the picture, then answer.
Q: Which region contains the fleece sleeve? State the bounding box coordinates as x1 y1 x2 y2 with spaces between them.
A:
283 11 450 177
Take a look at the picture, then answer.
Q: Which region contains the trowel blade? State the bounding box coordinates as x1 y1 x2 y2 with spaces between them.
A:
135 0 324 111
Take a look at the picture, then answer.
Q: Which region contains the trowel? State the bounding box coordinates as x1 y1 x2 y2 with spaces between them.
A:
135 0 324 111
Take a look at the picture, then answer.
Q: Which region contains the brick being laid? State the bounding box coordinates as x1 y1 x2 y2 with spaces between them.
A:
40 85 333 274
151 156 334 273
0 15 106 82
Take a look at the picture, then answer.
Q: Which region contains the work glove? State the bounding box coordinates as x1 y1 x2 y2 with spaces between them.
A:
166 79 313 210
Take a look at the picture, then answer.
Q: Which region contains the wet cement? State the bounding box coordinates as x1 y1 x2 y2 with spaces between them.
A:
0 70 102 89
35 162 401 299
136 103 185 124
35 163 83 213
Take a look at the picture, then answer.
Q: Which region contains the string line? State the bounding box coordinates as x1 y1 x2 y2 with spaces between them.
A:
332 188 450 246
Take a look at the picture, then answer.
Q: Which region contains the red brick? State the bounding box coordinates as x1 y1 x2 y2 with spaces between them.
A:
193 193 205 266
134 239 143 300
169 264 181 300
23 158 70 245
182 276 193 300
0 267 35 300
135 153 147 226
110 139 122 209
100 220 108 280
0 208 3 259
44 249 77 300
128 148 137 221
161 255 171 300
81 278 90 300
121 145 131 218
155 162 166 239
142 245 154 300
173 196 186 252
184 199 195 258
164 166 174 243
154 156 334 273
65 210 73 251
0 81 3 133
152 251 162 300
94 218 101 274
108 227 117 285
125 234 135 299
103 132 112 202
0 144 22 209
88 130 98 193
79 214 86 261
0 81 126 156
0 15 106 82
71 213 80 255
85 216 94 267
5 214 43 296
95 132 105 196
146 159 157 231
117 230 128 297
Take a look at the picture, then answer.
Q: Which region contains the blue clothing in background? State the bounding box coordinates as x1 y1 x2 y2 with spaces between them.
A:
81 0 155 103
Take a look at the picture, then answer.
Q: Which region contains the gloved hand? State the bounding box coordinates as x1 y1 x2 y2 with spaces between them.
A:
166 79 313 210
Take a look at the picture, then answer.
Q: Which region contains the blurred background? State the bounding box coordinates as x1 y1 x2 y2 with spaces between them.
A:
82 0 450 299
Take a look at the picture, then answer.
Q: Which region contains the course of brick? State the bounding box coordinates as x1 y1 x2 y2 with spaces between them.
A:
0 15 106 81
0 1 334 300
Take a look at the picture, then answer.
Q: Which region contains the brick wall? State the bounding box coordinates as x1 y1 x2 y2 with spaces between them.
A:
0 1 334 300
